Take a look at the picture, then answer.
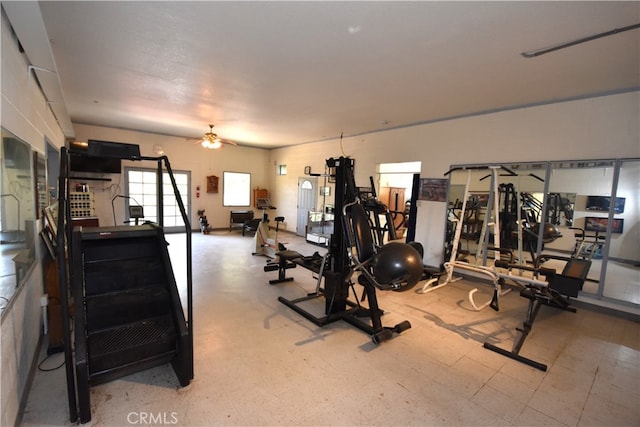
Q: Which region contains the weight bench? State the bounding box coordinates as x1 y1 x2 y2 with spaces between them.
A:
229 210 255 232
262 216 303 284
264 250 303 284
484 255 591 371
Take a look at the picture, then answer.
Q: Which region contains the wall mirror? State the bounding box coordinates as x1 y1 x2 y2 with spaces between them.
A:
446 158 639 307
1 127 36 316
446 162 548 265
603 159 638 303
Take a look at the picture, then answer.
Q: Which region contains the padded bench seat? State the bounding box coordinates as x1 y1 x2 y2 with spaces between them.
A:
229 210 254 232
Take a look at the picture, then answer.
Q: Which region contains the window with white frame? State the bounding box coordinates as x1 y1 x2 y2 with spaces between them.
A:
223 171 251 206
126 167 190 230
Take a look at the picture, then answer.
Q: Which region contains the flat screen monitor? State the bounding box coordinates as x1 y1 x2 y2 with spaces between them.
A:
69 155 121 174
586 196 625 214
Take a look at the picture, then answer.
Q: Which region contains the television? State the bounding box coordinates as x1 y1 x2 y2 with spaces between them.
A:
87 139 140 159
66 139 140 174
69 154 122 174
586 196 625 214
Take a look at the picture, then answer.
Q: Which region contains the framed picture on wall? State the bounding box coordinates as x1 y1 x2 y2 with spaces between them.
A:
206 175 219 193
584 216 624 234
418 178 447 202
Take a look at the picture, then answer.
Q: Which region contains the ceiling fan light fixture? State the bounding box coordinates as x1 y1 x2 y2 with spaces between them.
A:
196 123 234 149
201 137 222 149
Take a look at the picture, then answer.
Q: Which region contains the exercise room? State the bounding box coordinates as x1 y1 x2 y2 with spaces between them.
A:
1 2 639 426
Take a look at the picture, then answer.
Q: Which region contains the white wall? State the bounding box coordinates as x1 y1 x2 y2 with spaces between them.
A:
71 124 271 230
268 92 640 265
1 11 66 426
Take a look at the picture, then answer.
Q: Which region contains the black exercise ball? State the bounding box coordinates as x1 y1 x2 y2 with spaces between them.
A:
371 242 423 291
542 223 562 243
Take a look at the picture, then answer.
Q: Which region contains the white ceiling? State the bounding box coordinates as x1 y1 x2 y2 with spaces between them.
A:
7 1 640 148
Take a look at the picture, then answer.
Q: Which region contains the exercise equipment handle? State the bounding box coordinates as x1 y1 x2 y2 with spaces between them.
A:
494 260 556 278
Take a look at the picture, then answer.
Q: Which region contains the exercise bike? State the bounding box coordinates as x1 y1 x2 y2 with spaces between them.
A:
252 198 284 258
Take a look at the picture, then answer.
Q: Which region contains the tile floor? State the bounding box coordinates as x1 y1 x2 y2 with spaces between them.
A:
20 230 640 426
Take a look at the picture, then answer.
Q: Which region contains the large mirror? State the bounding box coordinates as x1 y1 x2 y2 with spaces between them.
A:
544 161 616 292
1 127 36 315
446 158 639 307
603 159 639 304
446 162 548 266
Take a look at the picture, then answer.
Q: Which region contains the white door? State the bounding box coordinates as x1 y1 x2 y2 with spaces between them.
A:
296 177 317 236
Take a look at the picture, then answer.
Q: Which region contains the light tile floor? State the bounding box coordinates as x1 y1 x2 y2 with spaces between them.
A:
21 231 640 426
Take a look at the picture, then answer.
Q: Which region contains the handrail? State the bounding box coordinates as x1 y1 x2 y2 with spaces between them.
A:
159 155 193 378
56 147 78 423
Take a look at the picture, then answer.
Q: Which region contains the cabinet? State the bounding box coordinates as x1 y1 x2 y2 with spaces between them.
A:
379 187 406 230
206 175 219 193
253 188 269 207
44 258 64 354
379 187 405 211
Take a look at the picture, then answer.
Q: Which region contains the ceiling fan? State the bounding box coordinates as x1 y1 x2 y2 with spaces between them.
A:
196 124 237 149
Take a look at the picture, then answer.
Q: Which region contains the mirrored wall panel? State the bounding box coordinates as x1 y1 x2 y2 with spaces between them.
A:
447 158 639 308
1 127 36 314
603 159 639 304
446 163 548 266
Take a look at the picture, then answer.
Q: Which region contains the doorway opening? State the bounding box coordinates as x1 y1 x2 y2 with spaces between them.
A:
376 161 421 239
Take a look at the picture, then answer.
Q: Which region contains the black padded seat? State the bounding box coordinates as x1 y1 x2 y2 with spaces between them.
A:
242 218 261 236
277 250 302 260
264 250 303 285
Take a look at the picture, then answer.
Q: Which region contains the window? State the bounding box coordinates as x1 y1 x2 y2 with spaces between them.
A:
126 167 190 231
223 171 251 206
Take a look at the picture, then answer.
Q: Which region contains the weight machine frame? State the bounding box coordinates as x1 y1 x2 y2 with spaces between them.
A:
278 156 412 343
483 255 590 371
421 165 516 311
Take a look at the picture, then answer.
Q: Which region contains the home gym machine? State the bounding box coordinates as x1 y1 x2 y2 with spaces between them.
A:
483 254 591 371
252 198 283 258
55 141 193 424
277 157 423 344
421 165 515 311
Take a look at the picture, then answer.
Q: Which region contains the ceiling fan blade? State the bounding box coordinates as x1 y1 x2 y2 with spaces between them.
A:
219 138 237 146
